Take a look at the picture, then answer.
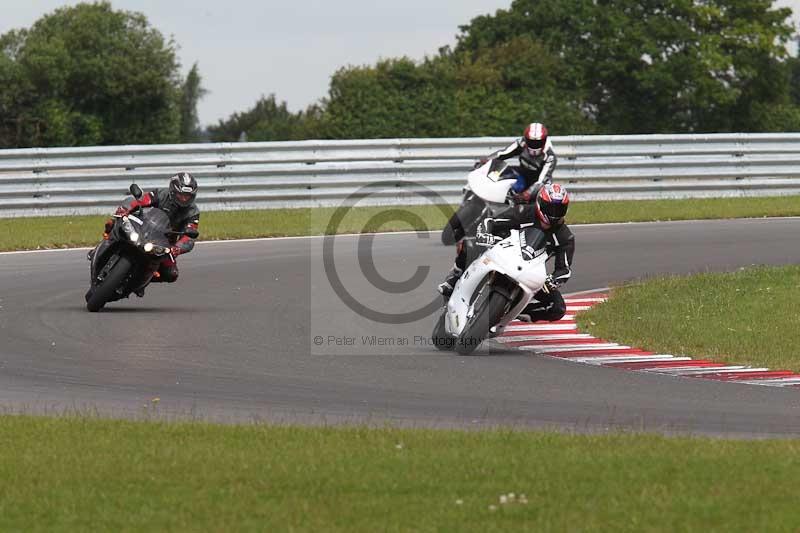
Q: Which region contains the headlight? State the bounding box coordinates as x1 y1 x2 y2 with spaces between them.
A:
121 217 139 243
143 242 154 252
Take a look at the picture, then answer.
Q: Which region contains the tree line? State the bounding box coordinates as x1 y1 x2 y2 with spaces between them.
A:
0 2 204 148
2 1 799 149
211 0 800 141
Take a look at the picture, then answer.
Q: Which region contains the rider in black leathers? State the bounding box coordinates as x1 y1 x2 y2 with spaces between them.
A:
437 183 574 323
89 172 199 296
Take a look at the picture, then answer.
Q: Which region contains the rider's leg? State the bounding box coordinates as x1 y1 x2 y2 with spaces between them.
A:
152 256 179 283
518 288 566 322
437 242 467 297
135 256 178 297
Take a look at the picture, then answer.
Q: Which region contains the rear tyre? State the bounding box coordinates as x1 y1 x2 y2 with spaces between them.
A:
431 310 455 351
86 255 132 312
441 212 463 245
455 290 509 355
441 196 483 245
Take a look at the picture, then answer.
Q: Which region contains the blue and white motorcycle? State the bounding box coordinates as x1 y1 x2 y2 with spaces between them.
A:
440 159 519 245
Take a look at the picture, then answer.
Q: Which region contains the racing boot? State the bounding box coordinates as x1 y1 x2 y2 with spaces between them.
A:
437 265 463 300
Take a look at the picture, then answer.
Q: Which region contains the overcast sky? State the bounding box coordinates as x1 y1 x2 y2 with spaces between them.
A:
3 1 799 127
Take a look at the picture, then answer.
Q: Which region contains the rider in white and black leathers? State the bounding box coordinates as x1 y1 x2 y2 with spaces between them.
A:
438 183 574 323
478 122 557 204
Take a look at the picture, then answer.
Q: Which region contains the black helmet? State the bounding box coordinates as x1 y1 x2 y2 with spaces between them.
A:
168 172 197 207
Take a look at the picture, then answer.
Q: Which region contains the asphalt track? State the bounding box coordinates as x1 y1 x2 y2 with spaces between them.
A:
2 218 800 436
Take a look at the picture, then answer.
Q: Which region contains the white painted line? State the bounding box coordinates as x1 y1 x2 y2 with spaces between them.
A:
650 366 750 375
533 344 628 353
504 323 577 332
565 305 593 312
0 246 94 255
579 356 689 364
8 219 747 257
683 367 771 376
496 334 593 343
564 287 610 297
0 229 439 256
564 298 607 304
738 378 800 386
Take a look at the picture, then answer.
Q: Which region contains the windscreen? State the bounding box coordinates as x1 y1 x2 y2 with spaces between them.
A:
487 159 518 182
137 208 172 245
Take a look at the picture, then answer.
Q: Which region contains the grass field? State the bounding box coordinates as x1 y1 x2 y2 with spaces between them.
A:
4 201 800 530
2 414 800 532
578 265 800 372
2 195 800 251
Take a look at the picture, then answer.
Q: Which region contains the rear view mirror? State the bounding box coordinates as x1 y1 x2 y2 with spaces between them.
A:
129 183 143 199
185 229 200 239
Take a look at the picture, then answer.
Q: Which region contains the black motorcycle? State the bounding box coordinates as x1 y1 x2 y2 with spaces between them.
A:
85 184 198 312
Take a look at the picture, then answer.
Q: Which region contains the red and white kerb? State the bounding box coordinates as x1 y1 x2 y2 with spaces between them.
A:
494 292 800 388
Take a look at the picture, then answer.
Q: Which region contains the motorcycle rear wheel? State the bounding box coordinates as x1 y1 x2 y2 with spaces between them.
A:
441 212 463 245
441 196 484 245
86 255 133 312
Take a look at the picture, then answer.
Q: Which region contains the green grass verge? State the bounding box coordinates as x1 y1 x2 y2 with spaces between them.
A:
578 265 800 372
1 195 800 252
2 415 800 531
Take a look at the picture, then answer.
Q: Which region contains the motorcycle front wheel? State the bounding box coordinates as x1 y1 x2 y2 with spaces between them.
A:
431 310 455 351
455 290 509 355
86 255 133 312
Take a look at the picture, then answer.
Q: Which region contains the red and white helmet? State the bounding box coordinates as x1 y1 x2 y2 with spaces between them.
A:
535 183 569 227
523 122 549 157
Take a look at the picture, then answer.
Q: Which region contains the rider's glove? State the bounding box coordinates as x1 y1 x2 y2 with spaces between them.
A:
114 206 130 217
543 274 560 293
476 232 497 247
472 157 489 170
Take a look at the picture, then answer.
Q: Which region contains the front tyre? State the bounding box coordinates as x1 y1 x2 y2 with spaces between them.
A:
431 310 455 351
455 290 509 355
86 255 133 312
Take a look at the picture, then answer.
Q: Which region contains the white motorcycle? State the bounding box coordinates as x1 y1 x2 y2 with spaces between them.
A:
432 226 550 355
441 159 519 245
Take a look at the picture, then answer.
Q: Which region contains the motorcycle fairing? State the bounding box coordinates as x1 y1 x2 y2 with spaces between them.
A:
445 230 548 337
467 160 518 204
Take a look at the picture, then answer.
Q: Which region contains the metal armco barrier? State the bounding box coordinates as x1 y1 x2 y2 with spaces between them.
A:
2 133 800 217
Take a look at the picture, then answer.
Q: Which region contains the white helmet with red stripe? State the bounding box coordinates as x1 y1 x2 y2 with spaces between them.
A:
523 122 549 157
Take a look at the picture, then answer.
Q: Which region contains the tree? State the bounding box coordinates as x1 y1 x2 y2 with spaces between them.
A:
456 0 798 133
0 1 185 148
179 63 208 142
208 94 320 142
320 37 595 139
0 30 39 147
